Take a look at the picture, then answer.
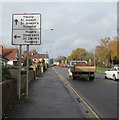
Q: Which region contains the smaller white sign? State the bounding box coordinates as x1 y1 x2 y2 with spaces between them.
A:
13 14 40 30
12 13 41 45
13 30 41 45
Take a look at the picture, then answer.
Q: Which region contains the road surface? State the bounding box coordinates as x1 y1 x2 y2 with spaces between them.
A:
53 66 118 119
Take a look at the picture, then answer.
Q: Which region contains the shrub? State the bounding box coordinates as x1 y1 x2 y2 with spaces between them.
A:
2 67 11 81
41 58 45 64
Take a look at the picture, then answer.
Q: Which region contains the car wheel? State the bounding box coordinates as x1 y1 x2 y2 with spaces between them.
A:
73 76 76 80
105 74 108 79
89 76 94 81
105 76 108 79
113 75 116 81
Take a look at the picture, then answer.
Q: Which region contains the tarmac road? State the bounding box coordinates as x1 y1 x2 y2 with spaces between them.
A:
54 66 118 119
6 67 85 118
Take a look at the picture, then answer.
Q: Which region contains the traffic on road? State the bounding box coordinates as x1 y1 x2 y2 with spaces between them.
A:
105 65 119 81
1 3 119 119
53 66 118 118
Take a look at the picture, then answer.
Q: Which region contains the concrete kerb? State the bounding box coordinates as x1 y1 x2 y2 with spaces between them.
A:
52 67 101 120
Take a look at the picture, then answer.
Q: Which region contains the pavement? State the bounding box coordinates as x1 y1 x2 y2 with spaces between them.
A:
6 67 85 118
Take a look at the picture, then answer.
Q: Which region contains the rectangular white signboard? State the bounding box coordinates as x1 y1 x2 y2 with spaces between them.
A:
12 13 41 45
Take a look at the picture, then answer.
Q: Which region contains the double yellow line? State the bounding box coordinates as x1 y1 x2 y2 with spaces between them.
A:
68 83 101 120
53 68 101 120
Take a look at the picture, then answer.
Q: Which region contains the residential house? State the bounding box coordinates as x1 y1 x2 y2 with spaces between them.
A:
21 53 27 61
0 55 9 66
21 53 27 65
31 54 49 64
0 45 9 66
0 46 18 66
21 53 33 66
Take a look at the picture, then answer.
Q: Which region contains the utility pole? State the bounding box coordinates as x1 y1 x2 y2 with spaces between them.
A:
26 45 29 99
18 45 22 99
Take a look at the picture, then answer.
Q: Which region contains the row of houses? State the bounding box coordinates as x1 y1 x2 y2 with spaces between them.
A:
0 45 49 66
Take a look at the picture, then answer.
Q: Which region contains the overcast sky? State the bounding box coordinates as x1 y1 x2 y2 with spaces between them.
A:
1 1 117 58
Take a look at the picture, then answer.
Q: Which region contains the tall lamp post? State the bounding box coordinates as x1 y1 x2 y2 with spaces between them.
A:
45 28 54 59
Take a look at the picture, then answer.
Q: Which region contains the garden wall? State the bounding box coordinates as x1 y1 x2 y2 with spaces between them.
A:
2 64 47 112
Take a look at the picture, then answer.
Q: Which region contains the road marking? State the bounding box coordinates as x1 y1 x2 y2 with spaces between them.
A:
53 67 101 120
68 83 101 120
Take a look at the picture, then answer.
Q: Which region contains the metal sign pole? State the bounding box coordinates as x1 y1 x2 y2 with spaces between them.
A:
12 13 41 99
18 45 22 99
26 45 29 98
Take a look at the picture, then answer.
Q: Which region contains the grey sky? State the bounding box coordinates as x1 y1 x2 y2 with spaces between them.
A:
1 2 117 58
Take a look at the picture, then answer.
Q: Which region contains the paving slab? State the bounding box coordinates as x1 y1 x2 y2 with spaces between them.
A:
7 67 85 118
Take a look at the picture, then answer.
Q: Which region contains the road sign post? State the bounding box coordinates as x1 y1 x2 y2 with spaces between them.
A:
26 45 29 99
12 13 41 99
18 45 22 99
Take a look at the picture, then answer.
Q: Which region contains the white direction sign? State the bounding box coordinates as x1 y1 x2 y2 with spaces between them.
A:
12 13 41 45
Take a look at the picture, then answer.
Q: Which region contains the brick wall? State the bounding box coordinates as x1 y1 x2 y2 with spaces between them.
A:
2 79 17 111
2 69 35 112
2 65 46 112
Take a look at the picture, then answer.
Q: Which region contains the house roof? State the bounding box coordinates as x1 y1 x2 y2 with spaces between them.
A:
31 54 49 59
21 53 27 61
0 55 9 61
21 53 33 61
2 48 18 61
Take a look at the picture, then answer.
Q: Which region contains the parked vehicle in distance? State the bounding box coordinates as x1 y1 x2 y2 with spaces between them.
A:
59 63 68 67
50 64 53 67
105 66 119 81
53 62 59 66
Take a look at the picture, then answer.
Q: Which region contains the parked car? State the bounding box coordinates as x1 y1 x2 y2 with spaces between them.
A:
50 64 53 67
59 63 68 67
105 66 119 81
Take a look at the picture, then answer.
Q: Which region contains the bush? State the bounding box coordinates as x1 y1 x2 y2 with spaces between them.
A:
41 58 45 64
2 67 11 81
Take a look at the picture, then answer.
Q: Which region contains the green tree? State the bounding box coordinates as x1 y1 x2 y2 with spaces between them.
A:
109 39 119 60
95 37 119 66
41 58 45 64
29 50 39 55
84 50 94 65
68 48 88 61
50 59 53 64
95 37 111 65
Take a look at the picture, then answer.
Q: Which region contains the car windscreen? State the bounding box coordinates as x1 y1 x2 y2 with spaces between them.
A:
72 62 79 65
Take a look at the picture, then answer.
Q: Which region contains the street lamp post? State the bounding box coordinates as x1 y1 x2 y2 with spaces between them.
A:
93 48 96 66
45 28 54 59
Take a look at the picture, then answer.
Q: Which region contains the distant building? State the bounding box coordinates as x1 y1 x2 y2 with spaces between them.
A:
0 45 3 55
31 54 49 64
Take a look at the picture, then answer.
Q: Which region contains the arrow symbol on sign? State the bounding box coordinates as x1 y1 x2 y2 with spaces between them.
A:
14 35 20 39
15 19 18 25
